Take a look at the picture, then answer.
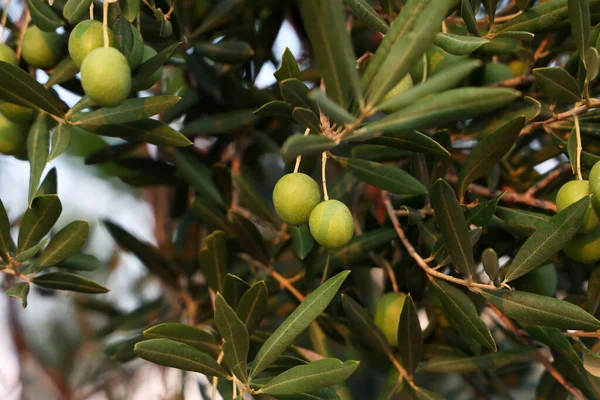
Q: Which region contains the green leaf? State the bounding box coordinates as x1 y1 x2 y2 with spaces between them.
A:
280 135 337 163
236 281 268 335
258 358 359 395
345 0 389 34
461 0 481 36
15 237 49 262
581 344 600 377
104 220 179 286
493 31 536 40
341 294 391 354
516 0 534 10
0 62 65 117
46 56 78 87
351 145 411 162
172 149 223 207
333 156 428 196
73 96 180 128
38 221 89 268
533 67 582 103
250 271 350 378
48 124 71 162
254 101 293 119
378 0 393 18
430 279 496 351
89 119 191 147
588 265 600 315
358 130 450 159
434 33 489 55
230 212 268 265
131 43 180 90
0 199 12 262
397 295 423 376
522 324 581 364
495 206 550 235
119 0 140 22
62 0 92 24
134 338 230 378
322 228 397 270
431 179 474 277
298 0 363 108
465 194 504 226
223 274 250 309
377 59 482 113
233 174 279 228
309 91 357 125
292 107 321 133
280 79 320 117
274 48 302 82
353 88 519 141
549 129 600 168
215 293 250 383
27 0 63 31
195 41 254 64
569 0 591 57
181 109 256 136
418 347 535 373
143 323 221 356
35 168 57 199
198 230 228 293
27 114 50 206
289 224 315 260
502 196 590 282
482 0 499 23
18 195 62 253
57 253 100 271
33 272 109 293
496 0 577 33
481 248 499 282
5 282 29 308
458 117 525 199
481 289 600 330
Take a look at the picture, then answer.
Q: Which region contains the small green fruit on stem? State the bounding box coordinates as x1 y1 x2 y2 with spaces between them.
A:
309 199 354 249
273 173 321 225
68 20 118 68
21 26 65 69
556 180 599 233
0 43 18 66
80 47 131 107
374 292 407 347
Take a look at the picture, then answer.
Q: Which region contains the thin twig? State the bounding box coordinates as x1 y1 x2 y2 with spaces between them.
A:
574 115 583 180
524 164 571 197
321 152 329 201
102 0 109 47
294 128 310 173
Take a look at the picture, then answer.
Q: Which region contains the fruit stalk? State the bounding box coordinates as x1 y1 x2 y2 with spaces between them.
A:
293 128 310 173
321 152 329 201
574 115 583 180
102 0 109 47
89 1 93 20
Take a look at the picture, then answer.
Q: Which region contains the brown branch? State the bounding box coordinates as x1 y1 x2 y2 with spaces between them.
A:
524 164 571 198
488 74 534 88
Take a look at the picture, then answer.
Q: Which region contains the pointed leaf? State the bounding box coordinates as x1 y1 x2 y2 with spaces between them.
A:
333 156 428 196
5 282 29 308
181 109 256 136
418 347 535 373
254 101 293 119
289 224 315 260
233 174 280 228
223 274 250 309
131 43 180 90
0 62 65 117
198 230 227 293
493 31 535 40
533 67 582 103
503 196 590 282
362 130 450 158
195 41 254 64
461 0 481 36
46 56 78 87
435 33 489 55
27 114 50 206
33 272 109 293
15 237 49 261
569 0 591 57
309 91 357 125
48 124 71 162
18 195 62 253
236 281 268 335
495 206 550 235
134 338 229 378
215 293 250 383
274 48 302 82
173 149 223 207
27 0 63 31
0 199 11 262
280 79 320 117
292 107 321 133
345 0 388 34
38 221 89 268
341 294 391 354
230 212 269 264
465 194 503 227
90 119 191 147
250 271 350 378
143 323 221 356
259 358 359 395
280 135 336 163
57 253 100 271
63 0 92 24
430 279 496 351
397 295 423 376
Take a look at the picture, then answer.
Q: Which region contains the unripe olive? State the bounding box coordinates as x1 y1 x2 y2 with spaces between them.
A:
374 292 407 347
0 43 18 66
556 180 599 233
509 59 527 77
513 263 557 297
21 26 64 69
309 199 354 249
564 225 600 263
0 101 35 122
136 45 162 90
272 173 320 225
81 47 131 107
590 162 600 212
0 112 28 157
68 20 118 68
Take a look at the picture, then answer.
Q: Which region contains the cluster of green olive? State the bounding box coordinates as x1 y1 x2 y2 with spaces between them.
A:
272 173 354 249
556 162 600 263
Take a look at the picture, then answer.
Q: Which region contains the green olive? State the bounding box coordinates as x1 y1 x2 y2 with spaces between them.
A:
309 199 354 249
556 180 599 233
80 47 131 107
68 20 118 68
563 225 600 263
590 162 600 213
0 101 35 122
21 26 64 69
0 43 18 66
374 292 407 347
0 112 28 157
272 173 320 225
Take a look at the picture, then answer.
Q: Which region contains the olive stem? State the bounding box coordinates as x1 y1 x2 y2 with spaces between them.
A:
102 0 109 48
321 254 330 284
0 0 12 42
293 128 310 173
574 115 583 180
89 1 93 19
212 351 225 400
322 152 329 201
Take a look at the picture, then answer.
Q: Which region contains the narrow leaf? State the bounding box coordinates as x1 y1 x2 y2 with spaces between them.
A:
38 221 89 268
48 124 71 162
215 293 250 383
5 282 30 308
341 294 391 354
418 347 535 373
27 114 50 206
143 323 221 356
0 199 12 262
434 33 489 55
533 67 582 103
569 0 591 57
236 281 268 335
274 48 302 82
18 195 62 253
33 272 109 293
63 0 92 24
280 135 336 164
345 0 389 34
198 230 228 293
397 295 423 376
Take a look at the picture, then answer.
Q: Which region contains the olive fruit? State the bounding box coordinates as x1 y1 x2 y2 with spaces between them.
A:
0 43 18 66
513 263 557 297
590 162 600 212
81 47 131 107
0 101 34 122
21 26 64 69
374 292 407 347
272 173 320 225
509 59 527 77
0 112 28 157
556 180 599 233
135 45 162 90
309 199 354 249
68 20 118 68
563 225 600 263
